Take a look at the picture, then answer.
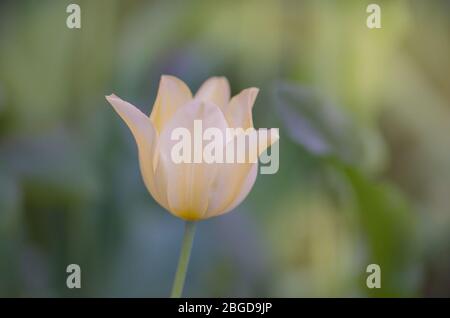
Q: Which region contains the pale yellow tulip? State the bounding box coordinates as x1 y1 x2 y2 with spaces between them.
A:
106 75 278 221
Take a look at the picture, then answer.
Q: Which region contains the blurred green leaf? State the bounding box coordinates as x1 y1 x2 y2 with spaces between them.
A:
342 165 419 297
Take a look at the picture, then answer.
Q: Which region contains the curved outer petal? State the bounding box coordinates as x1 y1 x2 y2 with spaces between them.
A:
224 88 259 129
106 94 169 210
204 130 256 218
150 75 192 132
205 161 256 218
218 162 258 215
195 77 230 109
204 128 279 218
257 128 280 156
157 99 229 220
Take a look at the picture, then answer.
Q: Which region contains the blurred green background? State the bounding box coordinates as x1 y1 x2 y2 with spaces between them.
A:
1 0 449 297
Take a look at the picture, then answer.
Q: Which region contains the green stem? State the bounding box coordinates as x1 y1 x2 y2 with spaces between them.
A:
170 221 196 298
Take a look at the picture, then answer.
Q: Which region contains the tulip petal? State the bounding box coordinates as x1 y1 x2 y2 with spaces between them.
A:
205 128 279 218
150 75 193 132
195 76 230 109
106 94 169 210
158 100 228 220
204 130 257 218
220 163 258 214
224 88 259 129
257 128 280 156
204 161 256 218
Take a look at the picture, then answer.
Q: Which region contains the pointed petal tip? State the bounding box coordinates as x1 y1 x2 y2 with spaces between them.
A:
159 74 189 87
160 74 178 81
247 87 259 103
157 74 193 97
250 87 260 95
218 76 230 84
234 87 259 103
207 76 229 85
105 93 119 101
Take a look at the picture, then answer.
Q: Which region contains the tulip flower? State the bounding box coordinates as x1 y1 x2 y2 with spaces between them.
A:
106 75 278 297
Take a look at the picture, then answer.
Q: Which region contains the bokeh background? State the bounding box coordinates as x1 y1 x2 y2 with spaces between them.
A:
1 0 449 297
